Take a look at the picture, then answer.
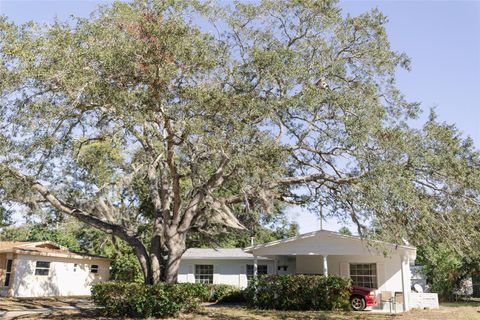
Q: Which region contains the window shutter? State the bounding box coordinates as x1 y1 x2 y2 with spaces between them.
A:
340 262 350 277
377 262 386 290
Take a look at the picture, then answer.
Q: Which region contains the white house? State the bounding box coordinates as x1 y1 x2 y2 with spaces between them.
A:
0 241 110 297
178 248 275 289
179 230 429 312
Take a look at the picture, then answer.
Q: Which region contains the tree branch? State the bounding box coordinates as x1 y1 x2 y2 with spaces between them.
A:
177 154 230 232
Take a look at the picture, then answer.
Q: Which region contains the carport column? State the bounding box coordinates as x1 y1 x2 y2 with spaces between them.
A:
253 255 258 278
323 255 328 276
400 255 410 312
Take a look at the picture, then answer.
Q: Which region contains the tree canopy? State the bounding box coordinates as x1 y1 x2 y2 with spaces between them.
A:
1 0 479 284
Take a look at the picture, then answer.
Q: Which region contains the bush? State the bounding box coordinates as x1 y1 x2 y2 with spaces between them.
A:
91 282 188 318
244 275 351 311
207 284 245 303
91 282 243 318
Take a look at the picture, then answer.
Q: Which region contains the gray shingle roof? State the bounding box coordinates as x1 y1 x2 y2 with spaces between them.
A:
181 248 269 260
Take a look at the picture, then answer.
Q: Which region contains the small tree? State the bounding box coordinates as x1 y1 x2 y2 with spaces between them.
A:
338 227 352 236
1 0 479 284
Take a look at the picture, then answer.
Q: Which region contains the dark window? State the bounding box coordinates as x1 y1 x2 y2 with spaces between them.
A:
195 265 213 284
4 259 12 287
246 264 268 281
35 261 50 276
91 265 99 273
350 263 377 289
74 264 78 272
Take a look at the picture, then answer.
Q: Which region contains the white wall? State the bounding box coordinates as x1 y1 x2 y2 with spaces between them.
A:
295 254 404 293
178 255 405 293
294 254 410 311
275 256 296 275
178 259 274 289
12 255 110 297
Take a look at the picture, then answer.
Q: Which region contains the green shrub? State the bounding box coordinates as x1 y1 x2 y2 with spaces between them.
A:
92 282 199 318
208 284 245 303
91 282 243 318
168 283 244 303
244 275 351 311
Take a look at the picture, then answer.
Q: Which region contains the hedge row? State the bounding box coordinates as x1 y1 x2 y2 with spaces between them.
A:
92 275 351 317
244 274 352 310
91 282 243 318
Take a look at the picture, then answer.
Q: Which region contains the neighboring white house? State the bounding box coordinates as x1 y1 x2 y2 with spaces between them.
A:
0 241 110 297
179 230 425 312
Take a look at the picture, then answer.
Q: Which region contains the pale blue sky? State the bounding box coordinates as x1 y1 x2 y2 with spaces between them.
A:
1 0 479 233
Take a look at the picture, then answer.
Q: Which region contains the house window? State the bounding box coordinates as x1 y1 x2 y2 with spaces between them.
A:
4 259 12 287
35 261 50 276
194 265 213 284
246 264 268 281
91 265 99 274
74 264 78 272
350 263 377 289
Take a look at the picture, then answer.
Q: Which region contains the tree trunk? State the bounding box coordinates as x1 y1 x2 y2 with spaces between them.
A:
164 232 186 284
150 233 163 284
129 239 154 285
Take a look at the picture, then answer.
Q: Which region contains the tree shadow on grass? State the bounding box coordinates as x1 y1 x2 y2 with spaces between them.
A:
6 309 102 320
201 304 396 320
0 298 94 312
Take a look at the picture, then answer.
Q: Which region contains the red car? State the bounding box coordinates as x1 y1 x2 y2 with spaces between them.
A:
350 286 377 311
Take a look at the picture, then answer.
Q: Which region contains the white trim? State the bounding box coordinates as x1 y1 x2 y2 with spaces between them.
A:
0 250 110 261
401 255 410 311
323 255 328 276
181 256 270 260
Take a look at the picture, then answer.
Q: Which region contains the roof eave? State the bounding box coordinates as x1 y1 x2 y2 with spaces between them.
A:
1 249 111 261
244 230 417 254
181 256 270 260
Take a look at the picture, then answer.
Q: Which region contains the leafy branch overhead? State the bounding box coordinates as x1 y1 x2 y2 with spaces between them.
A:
1 0 479 284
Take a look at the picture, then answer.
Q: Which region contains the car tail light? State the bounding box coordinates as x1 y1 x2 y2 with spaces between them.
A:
366 291 377 306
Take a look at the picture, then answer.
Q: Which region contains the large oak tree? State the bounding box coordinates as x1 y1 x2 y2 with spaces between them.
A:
1 0 479 284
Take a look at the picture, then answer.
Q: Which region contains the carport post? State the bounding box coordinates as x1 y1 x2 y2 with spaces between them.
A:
400 255 409 311
253 255 258 278
323 255 328 276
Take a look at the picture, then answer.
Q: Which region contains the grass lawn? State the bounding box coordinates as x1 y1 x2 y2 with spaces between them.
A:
1 300 479 319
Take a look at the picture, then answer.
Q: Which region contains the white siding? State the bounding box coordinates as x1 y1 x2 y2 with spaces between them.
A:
12 255 110 297
179 254 405 293
328 255 404 293
178 259 274 289
179 252 413 311
294 254 407 310
295 255 403 292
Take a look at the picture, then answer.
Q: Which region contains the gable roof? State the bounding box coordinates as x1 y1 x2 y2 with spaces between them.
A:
182 248 269 260
244 230 416 259
0 241 110 261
